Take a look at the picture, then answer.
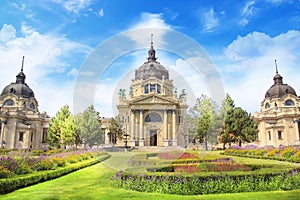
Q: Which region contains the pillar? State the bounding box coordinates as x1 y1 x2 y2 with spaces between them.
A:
0 120 6 148
163 109 169 146
172 109 177 146
139 110 145 146
295 119 300 144
130 109 135 146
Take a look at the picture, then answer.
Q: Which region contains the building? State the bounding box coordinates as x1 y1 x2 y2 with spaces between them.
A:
117 39 188 147
0 57 50 149
254 61 300 147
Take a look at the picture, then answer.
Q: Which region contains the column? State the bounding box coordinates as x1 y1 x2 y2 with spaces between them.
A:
295 119 300 144
163 109 169 146
0 120 5 148
172 109 177 146
139 110 145 146
130 109 135 146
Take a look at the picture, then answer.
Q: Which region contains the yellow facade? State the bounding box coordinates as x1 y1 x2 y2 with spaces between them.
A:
117 42 188 147
254 67 300 147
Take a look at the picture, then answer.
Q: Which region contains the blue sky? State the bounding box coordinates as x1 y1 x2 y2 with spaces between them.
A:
0 0 300 117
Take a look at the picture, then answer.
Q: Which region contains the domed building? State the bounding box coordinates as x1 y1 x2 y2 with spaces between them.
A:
0 57 50 149
254 61 300 146
117 38 188 147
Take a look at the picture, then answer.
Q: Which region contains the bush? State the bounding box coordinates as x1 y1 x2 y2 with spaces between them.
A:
0 154 111 194
0 166 11 179
117 168 300 195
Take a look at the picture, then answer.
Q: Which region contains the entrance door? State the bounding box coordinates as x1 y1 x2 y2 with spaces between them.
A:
150 130 157 146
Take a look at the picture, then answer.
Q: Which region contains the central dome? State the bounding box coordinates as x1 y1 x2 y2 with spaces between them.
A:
134 41 169 80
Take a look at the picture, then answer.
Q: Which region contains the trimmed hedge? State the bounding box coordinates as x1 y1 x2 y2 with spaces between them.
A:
0 154 111 194
117 168 300 195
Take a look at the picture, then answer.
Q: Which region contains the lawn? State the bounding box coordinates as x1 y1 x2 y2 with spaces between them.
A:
0 151 300 200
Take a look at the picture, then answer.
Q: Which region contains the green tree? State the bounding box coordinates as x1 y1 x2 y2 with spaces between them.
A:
231 107 258 146
108 117 124 144
219 94 236 149
75 105 103 148
188 94 221 150
47 105 77 148
219 94 258 148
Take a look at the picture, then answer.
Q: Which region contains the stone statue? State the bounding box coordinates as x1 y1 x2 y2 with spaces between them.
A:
118 89 126 98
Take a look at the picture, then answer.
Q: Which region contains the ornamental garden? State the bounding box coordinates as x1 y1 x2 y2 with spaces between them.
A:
1 145 300 198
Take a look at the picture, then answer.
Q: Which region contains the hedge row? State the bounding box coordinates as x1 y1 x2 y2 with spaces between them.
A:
222 151 300 163
0 154 111 194
116 168 300 195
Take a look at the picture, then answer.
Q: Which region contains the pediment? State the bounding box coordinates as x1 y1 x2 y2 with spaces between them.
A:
130 94 178 105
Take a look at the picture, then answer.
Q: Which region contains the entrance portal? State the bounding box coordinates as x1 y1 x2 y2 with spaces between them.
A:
150 130 157 146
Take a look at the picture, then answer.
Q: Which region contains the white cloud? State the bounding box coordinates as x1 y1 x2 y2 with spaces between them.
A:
21 23 36 35
51 0 93 14
126 13 172 47
221 30 300 113
0 24 91 116
239 1 256 26
98 8 104 18
67 68 79 76
201 7 219 32
0 24 16 43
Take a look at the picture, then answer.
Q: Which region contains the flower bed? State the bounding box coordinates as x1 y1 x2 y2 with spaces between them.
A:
223 145 300 162
0 149 108 178
0 154 111 194
115 168 300 195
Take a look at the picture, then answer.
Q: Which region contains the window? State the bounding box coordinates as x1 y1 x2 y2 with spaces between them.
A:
145 113 162 122
265 103 270 109
157 84 161 94
3 99 14 106
19 132 24 142
150 84 156 92
278 131 283 140
144 84 149 94
268 131 271 141
284 99 295 106
30 103 35 110
42 128 48 143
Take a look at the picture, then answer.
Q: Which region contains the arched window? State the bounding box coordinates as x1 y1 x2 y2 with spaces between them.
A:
145 113 162 122
157 84 161 94
3 99 14 106
284 99 295 106
265 103 270 109
144 84 149 94
30 103 35 110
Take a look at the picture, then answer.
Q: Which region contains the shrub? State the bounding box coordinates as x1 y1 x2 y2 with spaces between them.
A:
36 158 55 170
0 166 11 179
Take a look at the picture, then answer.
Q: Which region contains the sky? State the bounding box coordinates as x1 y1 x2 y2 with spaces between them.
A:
0 0 300 117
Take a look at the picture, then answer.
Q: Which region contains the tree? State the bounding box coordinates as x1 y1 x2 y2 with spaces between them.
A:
231 107 258 146
188 94 221 150
47 105 77 148
219 94 258 148
75 105 102 148
108 117 124 144
219 94 236 149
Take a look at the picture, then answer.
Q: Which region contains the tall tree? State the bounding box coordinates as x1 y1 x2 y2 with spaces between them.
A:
108 117 124 144
188 94 221 150
219 94 236 149
75 105 103 148
219 94 258 148
47 105 77 148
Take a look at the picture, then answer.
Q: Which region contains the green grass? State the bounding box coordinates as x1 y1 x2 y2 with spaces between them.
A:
0 151 300 200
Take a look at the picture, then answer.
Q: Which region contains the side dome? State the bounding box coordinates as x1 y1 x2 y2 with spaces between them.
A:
1 57 35 98
134 40 169 80
1 82 35 98
265 70 297 98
